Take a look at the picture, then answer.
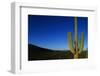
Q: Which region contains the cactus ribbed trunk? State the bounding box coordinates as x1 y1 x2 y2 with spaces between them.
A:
75 17 78 53
74 54 79 59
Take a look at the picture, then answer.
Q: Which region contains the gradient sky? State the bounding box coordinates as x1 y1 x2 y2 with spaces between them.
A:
28 15 88 50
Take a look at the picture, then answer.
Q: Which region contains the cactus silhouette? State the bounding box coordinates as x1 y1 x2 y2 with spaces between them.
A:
68 17 84 59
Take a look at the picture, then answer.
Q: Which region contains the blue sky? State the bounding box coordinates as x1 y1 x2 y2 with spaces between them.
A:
28 15 88 50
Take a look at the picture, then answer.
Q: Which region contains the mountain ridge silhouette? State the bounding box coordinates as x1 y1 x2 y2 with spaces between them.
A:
28 44 88 61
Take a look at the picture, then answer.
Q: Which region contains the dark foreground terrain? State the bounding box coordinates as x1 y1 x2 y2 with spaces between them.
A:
28 44 88 61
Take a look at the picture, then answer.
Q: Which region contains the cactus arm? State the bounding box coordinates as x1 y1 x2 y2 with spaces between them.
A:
68 32 75 54
78 32 84 54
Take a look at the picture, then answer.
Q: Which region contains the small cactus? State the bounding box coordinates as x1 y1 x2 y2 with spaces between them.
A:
68 17 84 59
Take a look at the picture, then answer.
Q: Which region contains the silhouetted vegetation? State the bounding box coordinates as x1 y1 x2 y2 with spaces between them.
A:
28 44 88 61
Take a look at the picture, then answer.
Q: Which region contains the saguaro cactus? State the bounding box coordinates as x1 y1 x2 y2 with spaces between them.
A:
68 17 84 59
